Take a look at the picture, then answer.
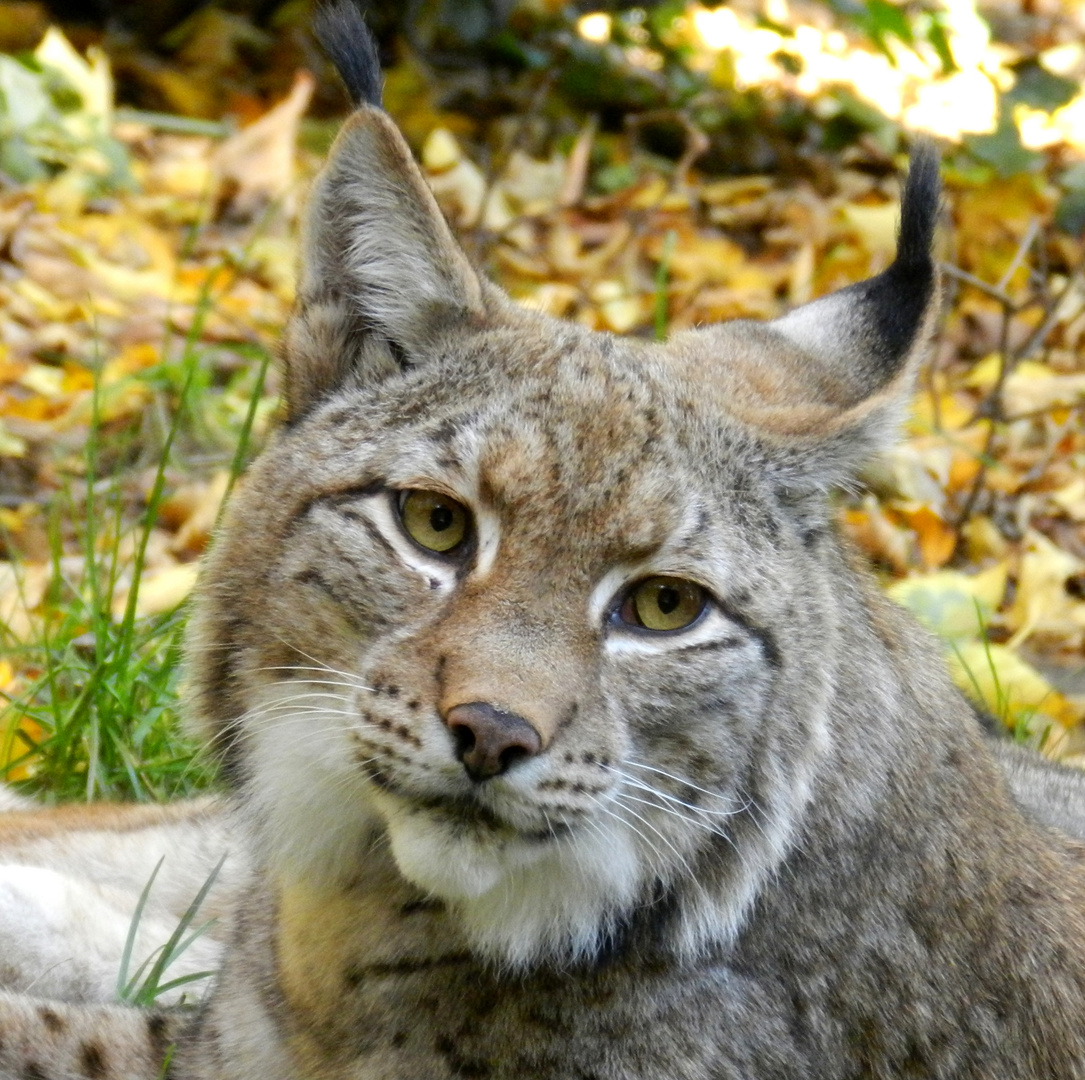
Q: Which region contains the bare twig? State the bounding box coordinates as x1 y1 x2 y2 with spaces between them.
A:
939 263 1018 309
625 108 710 192
946 230 1085 555
996 217 1040 294
1002 400 1085 425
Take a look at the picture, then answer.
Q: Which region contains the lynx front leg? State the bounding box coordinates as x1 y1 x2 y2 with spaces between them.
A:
0 991 184 1080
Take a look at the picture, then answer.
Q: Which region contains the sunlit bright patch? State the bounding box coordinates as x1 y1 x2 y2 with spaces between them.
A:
685 0 1015 144
576 12 611 45
691 5 738 51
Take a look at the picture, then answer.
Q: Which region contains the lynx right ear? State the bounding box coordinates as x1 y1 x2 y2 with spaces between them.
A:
674 143 940 492
283 2 485 419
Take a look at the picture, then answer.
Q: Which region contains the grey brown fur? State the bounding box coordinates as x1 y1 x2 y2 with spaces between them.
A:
3 6 1085 1078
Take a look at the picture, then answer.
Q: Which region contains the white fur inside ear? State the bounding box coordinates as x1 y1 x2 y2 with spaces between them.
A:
771 291 852 360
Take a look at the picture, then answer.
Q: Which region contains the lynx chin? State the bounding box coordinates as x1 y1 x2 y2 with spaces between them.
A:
4 4 1085 1078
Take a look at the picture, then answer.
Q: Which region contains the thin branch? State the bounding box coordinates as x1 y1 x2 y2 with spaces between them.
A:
996 217 1040 293
940 263 1018 309
1002 400 1085 425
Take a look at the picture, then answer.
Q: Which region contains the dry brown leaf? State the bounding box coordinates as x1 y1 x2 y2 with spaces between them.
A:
212 70 314 221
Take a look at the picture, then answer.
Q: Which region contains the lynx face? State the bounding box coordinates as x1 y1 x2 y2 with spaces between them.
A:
187 84 938 967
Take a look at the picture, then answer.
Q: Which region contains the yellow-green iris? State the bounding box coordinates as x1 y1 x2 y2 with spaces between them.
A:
398 490 470 553
625 576 706 631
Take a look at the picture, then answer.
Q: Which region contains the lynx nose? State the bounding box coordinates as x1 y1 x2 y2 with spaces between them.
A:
444 702 542 783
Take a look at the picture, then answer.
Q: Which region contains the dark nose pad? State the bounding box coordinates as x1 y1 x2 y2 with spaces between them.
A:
444 702 542 782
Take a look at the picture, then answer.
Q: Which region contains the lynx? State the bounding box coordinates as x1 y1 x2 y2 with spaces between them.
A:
4 4 1085 1077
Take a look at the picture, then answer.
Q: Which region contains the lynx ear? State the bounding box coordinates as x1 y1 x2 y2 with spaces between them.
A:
283 3 485 419
678 143 940 490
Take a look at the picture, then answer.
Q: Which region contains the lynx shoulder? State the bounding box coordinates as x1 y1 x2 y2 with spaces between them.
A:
4 4 1085 1078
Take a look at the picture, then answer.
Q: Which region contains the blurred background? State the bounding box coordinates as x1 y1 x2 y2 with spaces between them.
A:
0 0 1083 801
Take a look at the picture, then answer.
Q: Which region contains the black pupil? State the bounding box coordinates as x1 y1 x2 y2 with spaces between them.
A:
657 586 680 615
430 504 455 532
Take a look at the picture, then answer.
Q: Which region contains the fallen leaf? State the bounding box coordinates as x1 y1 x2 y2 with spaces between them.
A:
949 640 1080 732
212 70 314 221
112 561 199 619
889 562 1009 640
1007 530 1085 646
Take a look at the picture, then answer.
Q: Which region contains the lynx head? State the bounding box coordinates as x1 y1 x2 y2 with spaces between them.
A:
186 2 940 968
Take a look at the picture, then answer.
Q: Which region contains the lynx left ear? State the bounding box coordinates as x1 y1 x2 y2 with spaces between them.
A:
677 143 940 489
283 3 485 418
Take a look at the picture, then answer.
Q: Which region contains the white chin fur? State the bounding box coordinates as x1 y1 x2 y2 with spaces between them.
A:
384 809 528 900
382 798 644 967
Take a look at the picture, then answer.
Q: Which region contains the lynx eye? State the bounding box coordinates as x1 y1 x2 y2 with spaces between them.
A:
620 576 707 632
397 489 470 553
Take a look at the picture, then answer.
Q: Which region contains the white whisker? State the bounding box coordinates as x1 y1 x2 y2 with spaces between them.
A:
621 759 745 807
601 765 748 820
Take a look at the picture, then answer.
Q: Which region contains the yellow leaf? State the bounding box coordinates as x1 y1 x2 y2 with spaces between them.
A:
658 233 745 287
960 516 1011 563
0 561 49 643
1051 476 1085 520
422 128 462 173
895 503 957 569
111 562 199 620
962 353 1001 391
168 471 230 557
629 178 669 209
427 155 487 228
1006 530 1085 645
948 641 1080 731
17 363 65 398
841 200 899 257
841 495 912 574
498 149 567 216
908 389 976 434
0 712 43 783
211 70 314 221
35 28 112 125
889 562 1008 640
590 281 643 333
699 176 772 205
103 343 161 381
0 420 27 458
1003 367 1085 415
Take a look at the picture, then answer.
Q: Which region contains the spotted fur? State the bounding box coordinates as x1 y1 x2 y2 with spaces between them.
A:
4 6 1085 1078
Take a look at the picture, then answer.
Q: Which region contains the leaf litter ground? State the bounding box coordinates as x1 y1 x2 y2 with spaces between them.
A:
1 3 1084 798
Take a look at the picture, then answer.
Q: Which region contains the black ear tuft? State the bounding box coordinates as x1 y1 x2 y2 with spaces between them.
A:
895 140 941 269
859 141 941 368
314 1 383 109
765 140 941 415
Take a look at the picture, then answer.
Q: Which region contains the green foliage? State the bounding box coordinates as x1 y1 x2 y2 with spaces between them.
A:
117 855 224 1007
1056 163 1085 236
0 29 131 192
964 99 1044 178
826 0 955 74
0 364 208 802
1004 60 1078 113
653 230 677 342
964 60 1077 178
0 254 272 802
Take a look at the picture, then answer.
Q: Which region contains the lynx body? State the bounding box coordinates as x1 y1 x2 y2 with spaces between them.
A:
3 6 1085 1078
